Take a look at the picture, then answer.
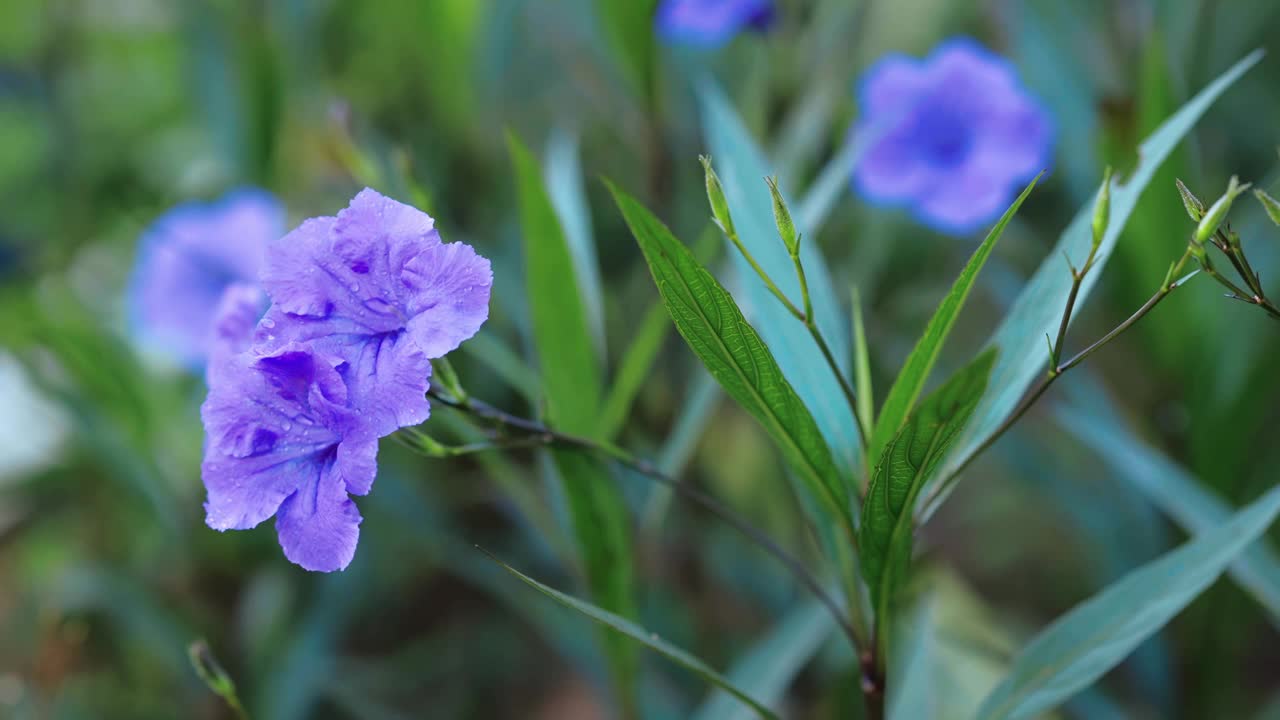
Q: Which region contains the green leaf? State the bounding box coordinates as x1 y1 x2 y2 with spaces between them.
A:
699 82 861 476
924 50 1263 518
508 131 602 436
1057 401 1280 626
608 181 851 531
552 449 640 714
861 350 997 621
851 286 875 438
975 483 1280 720
692 600 832 720
598 301 669 440
869 178 1039 463
511 135 637 715
486 549 781 720
594 0 657 102
545 128 606 357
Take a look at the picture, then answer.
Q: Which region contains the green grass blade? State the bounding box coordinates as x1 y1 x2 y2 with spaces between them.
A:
486 549 781 720
599 300 669 440
851 285 875 438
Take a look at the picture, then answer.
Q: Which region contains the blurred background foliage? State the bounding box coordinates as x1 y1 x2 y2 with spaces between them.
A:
0 0 1278 718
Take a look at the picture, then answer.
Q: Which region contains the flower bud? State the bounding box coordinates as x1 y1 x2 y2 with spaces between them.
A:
700 156 736 238
1091 167 1113 250
1255 188 1280 227
1176 179 1205 222
1194 176 1250 246
765 176 800 257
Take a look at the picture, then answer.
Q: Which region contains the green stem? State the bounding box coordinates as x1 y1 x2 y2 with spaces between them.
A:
425 388 868 654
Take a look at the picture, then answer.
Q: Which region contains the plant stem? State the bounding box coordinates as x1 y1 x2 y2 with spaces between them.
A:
424 388 867 654
918 261 1198 518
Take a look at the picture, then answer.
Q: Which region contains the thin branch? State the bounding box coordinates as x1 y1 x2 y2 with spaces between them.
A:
425 388 865 653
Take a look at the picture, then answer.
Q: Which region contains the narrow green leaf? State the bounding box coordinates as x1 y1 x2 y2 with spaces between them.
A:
1057 401 1280 626
925 50 1263 518
851 286 875 438
870 178 1039 463
594 0 657 102
486 549 781 720
552 449 639 713
508 131 602 436
975 483 1280 720
598 301 669 440
1254 188 1280 226
511 134 636 715
608 181 850 529
692 600 832 720
861 350 997 618
699 82 860 475
545 128 606 357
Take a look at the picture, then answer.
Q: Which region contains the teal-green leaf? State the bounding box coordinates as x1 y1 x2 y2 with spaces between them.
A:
487 549 781 720
923 50 1263 518
594 0 657 102
1057 401 1280 626
975 483 1280 720
508 132 602 436
699 81 861 476
869 177 1039 463
545 128 606 357
692 600 832 720
608 181 851 532
861 350 997 618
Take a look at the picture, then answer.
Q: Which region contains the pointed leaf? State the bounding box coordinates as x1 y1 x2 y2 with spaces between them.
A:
975 483 1280 720
700 82 861 475
870 178 1039 463
509 132 602 435
862 350 997 616
545 128 607 356
925 50 1263 517
488 551 781 720
1058 401 1280 626
608 181 851 530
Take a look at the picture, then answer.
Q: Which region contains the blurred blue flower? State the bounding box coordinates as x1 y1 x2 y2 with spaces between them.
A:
129 189 282 367
655 0 775 48
851 38 1053 235
201 189 492 572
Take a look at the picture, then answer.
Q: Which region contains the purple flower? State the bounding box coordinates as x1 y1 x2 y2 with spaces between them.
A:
202 343 374 572
655 0 775 48
851 38 1053 235
200 188 492 571
129 189 282 366
256 188 492 436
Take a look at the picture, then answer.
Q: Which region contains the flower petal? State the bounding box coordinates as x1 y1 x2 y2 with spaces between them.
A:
274 441 370 572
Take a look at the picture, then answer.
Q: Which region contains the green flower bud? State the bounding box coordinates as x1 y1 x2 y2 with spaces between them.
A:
1255 188 1280 227
700 156 736 238
1091 166 1113 250
1194 176 1250 246
765 176 800 257
1176 179 1205 222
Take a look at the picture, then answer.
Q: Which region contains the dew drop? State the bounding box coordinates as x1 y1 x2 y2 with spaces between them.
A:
261 318 275 329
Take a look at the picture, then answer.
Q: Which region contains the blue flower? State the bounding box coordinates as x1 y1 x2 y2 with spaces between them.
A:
200 189 492 571
655 0 775 49
851 38 1053 235
129 189 282 367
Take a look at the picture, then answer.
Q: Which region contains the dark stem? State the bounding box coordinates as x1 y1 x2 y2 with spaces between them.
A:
424 388 865 654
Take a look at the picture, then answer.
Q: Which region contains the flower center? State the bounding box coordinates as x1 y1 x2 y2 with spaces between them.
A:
910 102 974 169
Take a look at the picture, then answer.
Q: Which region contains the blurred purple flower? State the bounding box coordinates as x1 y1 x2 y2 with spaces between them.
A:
655 0 775 48
255 188 492 437
202 343 375 572
200 188 492 571
129 189 282 367
851 38 1053 235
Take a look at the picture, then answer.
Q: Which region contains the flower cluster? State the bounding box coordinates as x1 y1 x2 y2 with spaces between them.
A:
851 38 1053 235
129 189 282 368
194 189 492 571
655 0 776 49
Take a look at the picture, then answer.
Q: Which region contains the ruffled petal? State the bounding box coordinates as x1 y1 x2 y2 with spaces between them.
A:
274 438 371 572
